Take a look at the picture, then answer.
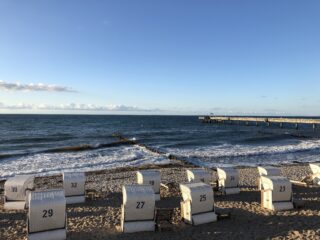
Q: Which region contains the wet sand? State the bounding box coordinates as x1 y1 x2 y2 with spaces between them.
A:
1 163 320 240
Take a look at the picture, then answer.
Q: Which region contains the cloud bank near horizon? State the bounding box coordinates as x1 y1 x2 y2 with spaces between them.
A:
0 102 161 112
0 80 76 92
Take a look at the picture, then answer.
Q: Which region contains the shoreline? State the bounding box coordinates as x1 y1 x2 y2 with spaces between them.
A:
1 158 318 181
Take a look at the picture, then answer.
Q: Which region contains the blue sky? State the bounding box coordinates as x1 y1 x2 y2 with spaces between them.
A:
0 0 320 115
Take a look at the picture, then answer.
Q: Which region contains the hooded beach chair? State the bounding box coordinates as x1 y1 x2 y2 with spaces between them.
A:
180 182 217 225
186 168 212 185
4 174 35 210
63 172 86 204
309 163 320 185
137 170 161 201
121 185 156 233
257 166 281 190
260 176 293 211
217 167 240 195
27 189 66 240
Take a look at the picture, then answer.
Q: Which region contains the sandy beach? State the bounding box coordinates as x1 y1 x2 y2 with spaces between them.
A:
1 163 320 240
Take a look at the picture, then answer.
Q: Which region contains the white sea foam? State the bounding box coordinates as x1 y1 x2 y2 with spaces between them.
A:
0 146 170 179
1 138 320 179
166 139 320 167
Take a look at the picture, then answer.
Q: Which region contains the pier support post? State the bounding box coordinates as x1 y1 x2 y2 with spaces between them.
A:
295 123 299 130
280 123 283 128
246 121 249 126
267 122 270 127
313 124 316 132
256 122 258 126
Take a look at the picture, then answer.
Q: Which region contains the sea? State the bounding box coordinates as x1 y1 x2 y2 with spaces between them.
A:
1 114 320 179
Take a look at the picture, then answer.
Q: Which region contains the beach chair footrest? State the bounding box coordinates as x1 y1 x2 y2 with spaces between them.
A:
28 229 66 240
4 201 26 210
224 188 240 195
192 212 217 225
273 202 294 211
66 196 85 204
121 220 155 233
293 200 306 209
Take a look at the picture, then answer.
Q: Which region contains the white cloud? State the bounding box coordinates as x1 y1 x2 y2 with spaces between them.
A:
0 102 161 112
0 80 76 92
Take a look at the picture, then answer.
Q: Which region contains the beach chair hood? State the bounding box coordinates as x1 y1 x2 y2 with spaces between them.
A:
217 167 239 188
63 172 85 198
186 168 212 184
137 170 161 196
180 182 214 215
5 175 34 201
261 176 292 202
309 163 320 175
28 189 66 235
122 185 155 221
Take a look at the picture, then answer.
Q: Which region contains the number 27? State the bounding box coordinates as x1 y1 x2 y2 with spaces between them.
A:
136 201 145 209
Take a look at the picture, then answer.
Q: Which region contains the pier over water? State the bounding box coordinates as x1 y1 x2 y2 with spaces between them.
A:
199 116 320 131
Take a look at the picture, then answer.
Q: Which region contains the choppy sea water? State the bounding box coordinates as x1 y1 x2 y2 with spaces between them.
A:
1 115 320 179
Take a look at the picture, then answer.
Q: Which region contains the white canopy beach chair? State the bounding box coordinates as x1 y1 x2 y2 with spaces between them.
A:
27 189 66 240
137 170 161 201
121 185 155 233
260 176 293 211
217 167 240 195
4 175 35 210
63 172 86 204
257 166 281 190
309 163 320 185
186 168 212 184
180 182 217 225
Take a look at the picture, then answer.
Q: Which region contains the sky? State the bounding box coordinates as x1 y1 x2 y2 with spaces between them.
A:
0 0 320 116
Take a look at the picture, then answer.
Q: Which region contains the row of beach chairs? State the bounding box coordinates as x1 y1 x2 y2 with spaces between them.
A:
2 163 320 239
